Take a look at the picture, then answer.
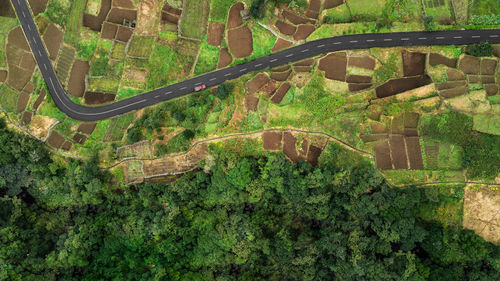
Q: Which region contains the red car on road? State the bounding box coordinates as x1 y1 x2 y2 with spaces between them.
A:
194 84 206 91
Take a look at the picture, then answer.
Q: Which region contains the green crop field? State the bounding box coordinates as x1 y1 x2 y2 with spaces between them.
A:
64 0 87 46
103 114 135 142
181 0 210 39
194 38 220 75
0 17 18 67
146 43 194 90
0 85 19 113
348 0 386 20
128 36 156 58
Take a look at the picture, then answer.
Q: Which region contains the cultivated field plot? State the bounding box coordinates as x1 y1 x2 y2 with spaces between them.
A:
181 0 210 39
128 36 156 58
424 0 453 24
463 186 500 244
103 114 134 141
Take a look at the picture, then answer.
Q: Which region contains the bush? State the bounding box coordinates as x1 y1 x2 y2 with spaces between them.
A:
465 42 493 57
216 83 234 100
250 0 266 19
126 127 143 144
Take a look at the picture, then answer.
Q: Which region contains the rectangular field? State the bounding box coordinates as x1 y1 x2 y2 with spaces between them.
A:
65 0 87 45
103 114 134 141
180 0 210 39
390 135 408 169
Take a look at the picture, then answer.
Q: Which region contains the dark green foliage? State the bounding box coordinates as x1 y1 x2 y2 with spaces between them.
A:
44 0 70 27
250 0 267 19
423 16 435 31
465 42 493 57
126 126 143 144
215 82 234 100
89 49 109 76
421 111 500 178
172 111 186 122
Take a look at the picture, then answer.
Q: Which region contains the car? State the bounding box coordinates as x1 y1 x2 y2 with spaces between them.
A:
194 84 206 92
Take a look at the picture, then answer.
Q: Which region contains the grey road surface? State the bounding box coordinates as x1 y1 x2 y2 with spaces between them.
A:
11 0 500 121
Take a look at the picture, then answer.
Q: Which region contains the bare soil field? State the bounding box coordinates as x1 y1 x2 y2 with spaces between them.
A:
270 70 292 81
42 24 63 60
402 51 426 77
227 26 253 58
348 83 371 92
439 86 468 98
370 121 388 133
294 66 312 72
283 132 299 162
375 75 432 98
217 48 232 68
8 26 30 51
275 20 296 36
404 129 418 136
346 75 372 83
114 0 135 9
259 80 277 96
463 187 500 244
484 84 498 96
293 25 315 41
28 0 47 16
272 38 293 52
391 115 404 134
0 1 15 18
73 133 87 144
67 60 90 97
16 92 29 113
273 65 290 72
162 3 181 15
404 112 420 128
245 95 259 111
374 141 392 170
319 53 347 81
61 141 72 151
459 55 480 74
101 22 118 39
429 53 457 67
481 76 495 84
348 56 376 70
84 92 117 105
33 89 46 111
424 139 438 169
480 59 497 75
22 111 32 125
307 145 322 166
446 68 465 80
293 59 314 67
467 75 479 83
227 2 244 29
136 0 161 36
6 65 31 91
0 70 7 82
305 9 319 19
308 0 322 11
20 53 35 71
107 8 137 25
207 22 225 46
247 73 270 94
78 123 97 134
436 80 467 90
271 82 291 104
263 131 282 150
390 135 408 169
360 134 388 142
324 0 343 9
84 0 111 31
116 26 133 42
29 115 56 139
283 10 314 25
47 131 65 149
405 136 424 170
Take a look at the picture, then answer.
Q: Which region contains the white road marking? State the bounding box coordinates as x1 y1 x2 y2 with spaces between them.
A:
17 0 20 5
472 35 480 38
195 82 201 85
43 64 47 70
38 50 42 56
27 25 31 31
240 68 247 72
22 11 26 18
270 58 278 62
224 73 231 76
165 91 172 94
366 39 375 42
490 35 499 38
454 36 462 39
180 86 187 90
301 49 309 52
436 37 445 39
317 44 325 48
333 42 341 45
349 40 358 43
384 38 392 41
401 38 410 41
255 63 262 67
49 77 55 89
418 37 427 40
210 77 217 81
155 95 161 98
285 54 293 57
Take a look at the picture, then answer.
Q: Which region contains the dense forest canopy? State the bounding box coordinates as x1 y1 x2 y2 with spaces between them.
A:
0 120 499 280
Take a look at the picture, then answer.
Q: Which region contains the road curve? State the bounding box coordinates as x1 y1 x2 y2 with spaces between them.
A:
11 0 500 121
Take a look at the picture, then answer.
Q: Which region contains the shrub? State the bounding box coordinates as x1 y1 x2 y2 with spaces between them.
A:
216 83 234 100
465 42 493 57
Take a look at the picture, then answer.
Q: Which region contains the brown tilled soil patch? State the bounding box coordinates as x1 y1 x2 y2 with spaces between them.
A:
405 137 424 170
347 75 371 83
78 123 97 134
404 112 420 128
114 0 135 9
42 24 63 60
305 9 320 19
8 26 30 51
273 65 290 72
107 8 137 25
84 0 112 31
227 2 244 29
270 70 292 81
28 0 48 15
463 188 500 244
481 76 495 84
283 132 299 162
319 53 347 81
259 80 277 96
348 83 371 92
484 84 498 96
494 45 500 57
293 59 314 67
439 86 468 98
0 70 7 82
459 55 480 74
374 141 392 170
263 132 282 150
247 73 270 94
271 82 291 104
481 59 497 75
436 80 467 90
67 60 89 97
0 1 15 18
298 139 308 158
294 66 312 72
283 10 315 25
391 115 405 134
33 89 46 111
135 0 161 35
73 133 87 144
370 121 388 133
101 22 118 39
293 25 315 41
245 95 259 111
467 75 479 83
446 69 465 81
275 20 296 36
324 0 343 9
217 48 233 69
16 92 29 113
308 0 322 11
6 65 31 91
61 141 73 151
361 134 388 142
20 53 35 71
227 26 253 58
307 145 322 166
116 26 133 42
162 3 181 15
376 75 432 98
84 92 117 105
402 51 426 77
404 129 418 136
162 13 179 24
47 131 64 149
22 111 32 125
23 82 34 93
272 38 293 52
348 56 376 70
429 53 457 68
207 22 225 46
390 135 408 169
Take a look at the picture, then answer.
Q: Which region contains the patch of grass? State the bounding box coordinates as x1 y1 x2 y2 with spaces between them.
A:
64 0 87 46
146 43 194 90
194 36 220 75
209 0 239 22
181 0 210 39
0 17 18 67
103 114 135 142
38 91 66 121
44 0 71 27
473 114 500 135
111 42 126 60
323 4 352 24
89 119 110 141
348 0 386 21
128 36 156 58
76 29 99 61
117 88 142 100
373 52 399 83
88 77 120 93
424 0 453 24
251 23 276 59
160 129 195 154
0 85 19 112
470 0 500 16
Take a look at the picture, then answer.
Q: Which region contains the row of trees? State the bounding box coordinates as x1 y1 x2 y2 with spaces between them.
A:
0 119 499 280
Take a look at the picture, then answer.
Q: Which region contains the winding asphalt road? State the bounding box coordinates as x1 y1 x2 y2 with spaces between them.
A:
11 0 500 121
